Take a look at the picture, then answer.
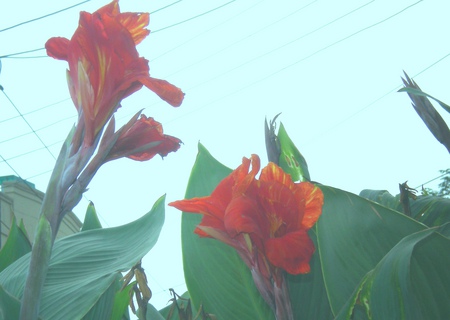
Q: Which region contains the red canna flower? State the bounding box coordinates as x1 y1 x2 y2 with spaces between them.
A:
106 114 181 161
170 154 323 275
169 155 323 319
45 0 184 145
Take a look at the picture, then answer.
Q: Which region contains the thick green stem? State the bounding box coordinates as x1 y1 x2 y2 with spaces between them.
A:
19 131 70 320
19 216 53 320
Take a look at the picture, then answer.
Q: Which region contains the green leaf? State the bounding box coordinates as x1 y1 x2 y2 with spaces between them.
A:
181 143 274 320
359 189 402 212
81 274 119 320
286 230 334 320
143 304 165 320
360 189 450 227
409 196 450 227
81 201 103 231
277 123 310 182
0 217 31 272
336 228 450 319
111 282 133 320
399 87 450 114
0 284 21 320
0 196 165 320
316 186 428 316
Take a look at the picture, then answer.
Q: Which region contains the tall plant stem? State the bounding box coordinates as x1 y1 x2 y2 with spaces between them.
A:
19 215 54 320
19 135 69 320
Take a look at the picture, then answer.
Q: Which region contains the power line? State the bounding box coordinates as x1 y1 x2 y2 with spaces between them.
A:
1 88 56 160
163 0 424 124
0 48 46 59
0 0 186 59
150 0 183 15
157 0 319 71
0 112 75 145
151 0 237 33
0 154 44 201
0 0 91 33
0 97 71 124
151 0 266 62
163 0 371 81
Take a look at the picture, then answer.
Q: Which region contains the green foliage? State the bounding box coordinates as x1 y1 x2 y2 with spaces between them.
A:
360 189 450 227
181 143 274 320
157 291 202 320
0 285 21 320
0 218 31 273
179 144 450 320
277 123 310 182
81 201 103 231
0 196 165 319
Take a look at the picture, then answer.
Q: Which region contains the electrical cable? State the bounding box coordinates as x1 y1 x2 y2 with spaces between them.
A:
0 0 91 33
1 88 56 160
151 0 236 33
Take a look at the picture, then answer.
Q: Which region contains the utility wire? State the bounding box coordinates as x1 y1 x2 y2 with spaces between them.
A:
0 0 185 59
164 0 424 124
0 48 46 59
158 0 319 72
1 88 56 160
151 0 236 33
151 0 266 61
150 0 182 14
0 0 91 33
0 97 71 124
0 154 44 200
163 0 371 80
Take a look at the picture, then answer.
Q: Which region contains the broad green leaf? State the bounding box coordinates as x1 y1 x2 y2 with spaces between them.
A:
0 285 21 320
336 228 450 319
0 195 165 320
181 143 274 320
360 189 450 227
287 230 333 320
409 196 450 227
142 304 165 320
359 189 402 212
81 274 119 320
111 282 133 320
81 201 102 231
317 186 427 316
398 87 450 114
0 217 31 272
277 123 310 182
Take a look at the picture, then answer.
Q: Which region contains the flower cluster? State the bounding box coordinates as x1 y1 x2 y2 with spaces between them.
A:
44 0 184 224
169 154 323 318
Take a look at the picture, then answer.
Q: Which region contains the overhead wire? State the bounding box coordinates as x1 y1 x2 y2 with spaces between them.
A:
157 0 320 73
1 88 56 160
163 0 425 124
0 0 91 33
0 0 428 165
0 0 184 59
0 97 71 125
151 0 266 62
151 0 236 34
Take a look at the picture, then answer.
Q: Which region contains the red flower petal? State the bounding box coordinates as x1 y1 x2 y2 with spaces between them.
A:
265 230 315 274
294 183 324 229
45 37 70 60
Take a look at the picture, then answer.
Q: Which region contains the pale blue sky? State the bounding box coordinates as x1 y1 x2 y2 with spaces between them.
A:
1 0 450 310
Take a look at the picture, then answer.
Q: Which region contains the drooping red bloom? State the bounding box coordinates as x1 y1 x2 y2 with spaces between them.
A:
106 114 181 161
169 154 324 275
45 0 184 145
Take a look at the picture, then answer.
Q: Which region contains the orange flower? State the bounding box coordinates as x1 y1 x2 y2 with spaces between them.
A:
106 115 181 161
45 0 184 145
169 155 323 275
